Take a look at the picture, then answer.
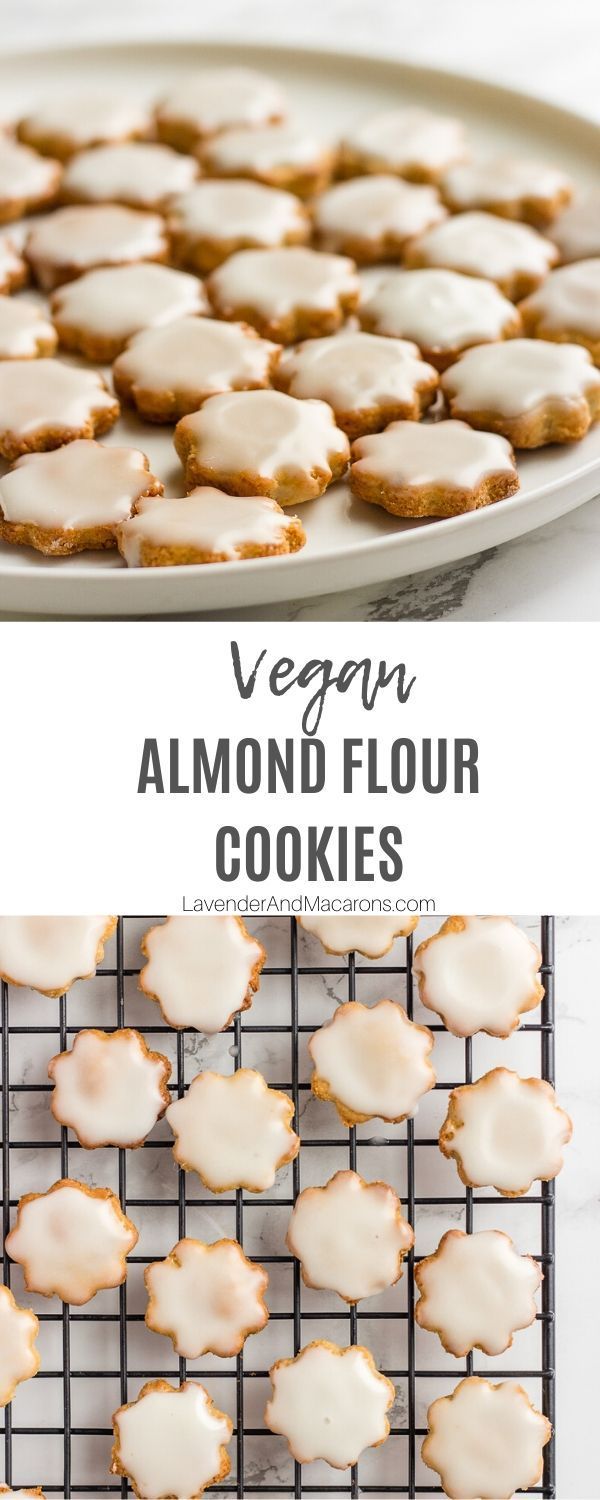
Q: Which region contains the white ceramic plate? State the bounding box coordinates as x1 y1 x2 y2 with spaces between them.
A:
1 38 599 616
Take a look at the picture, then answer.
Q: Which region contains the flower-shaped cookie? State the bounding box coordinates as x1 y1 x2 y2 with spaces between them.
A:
174 389 350 505
297 912 418 957
145 1237 269 1357
405 210 558 299
0 237 27 294
201 123 333 198
0 297 57 360
18 93 150 160
113 317 281 422
156 66 286 152
313 174 446 262
0 1285 40 1407
6 1179 138 1304
0 1488 46 1496
359 267 521 371
340 107 468 183
441 155 572 227
51 262 208 362
25 204 169 291
286 1170 413 1303
0 443 162 558
207 245 360 343
61 142 199 211
422 1377 551 1500
139 914 265 1033
415 1229 542 1357
265 1341 394 1468
0 915 117 996
275 331 438 439
552 189 600 263
309 999 435 1126
166 1068 300 1192
441 337 600 446
439 1067 573 1196
168 180 309 274
48 1028 172 1148
350 418 519 519
0 361 119 462
111 1379 233 1499
116 488 306 567
520 258 600 364
0 137 61 224
413 915 543 1037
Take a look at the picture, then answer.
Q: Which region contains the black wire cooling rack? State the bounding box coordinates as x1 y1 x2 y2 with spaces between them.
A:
1 916 556 1498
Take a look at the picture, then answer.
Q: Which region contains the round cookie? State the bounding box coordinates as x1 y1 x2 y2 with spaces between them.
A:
117 488 306 567
18 93 151 160
0 297 57 359
200 122 334 198
552 189 600 263
51 261 209 362
113 316 281 422
138 914 266 1032
155 66 286 152
297 912 418 956
61 141 199 211
405 210 558 299
441 155 572 228
174 388 350 506
350 418 519 518
25 204 169 291
312 174 446 262
48 1028 172 1148
0 136 61 223
441 337 600 446
0 1285 40 1407
422 1377 551 1500
0 442 162 557
0 360 119 461
207 245 360 344
166 1067 300 1193
309 998 435 1126
359 267 521 371
519 257 600 364
167 179 309 274
5 1179 138 1304
111 1379 233 1500
339 107 468 183
265 1342 394 1468
439 1066 573 1196
286 1169 413 1303
0 915 117 996
414 1228 542 1357
413 915 543 1037
145 1237 269 1358
274 331 438 439
0 236 27 294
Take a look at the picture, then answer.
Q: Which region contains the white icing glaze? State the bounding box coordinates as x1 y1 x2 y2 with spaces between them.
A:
62 142 198 208
145 1237 268 1357
5 1181 138 1303
413 915 542 1036
204 122 326 176
210 245 359 319
521 257 600 339
0 915 114 993
298 912 417 956
177 389 349 480
440 1068 572 1193
166 1068 299 1192
277 332 437 414
157 67 286 137
0 360 116 444
442 337 600 416
0 443 157 531
20 94 149 151
422 1377 550 1499
52 261 207 341
265 1343 394 1468
48 1028 170 1146
314 174 445 244
113 1381 232 1499
309 1000 435 1122
0 137 59 204
169 179 306 246
552 190 600 262
443 156 572 209
118 489 300 565
114 316 278 397
0 296 56 358
0 236 25 290
287 1170 413 1302
26 205 167 287
0 1285 39 1407
352 418 516 489
360 268 518 350
415 1229 541 1357
342 108 467 175
411 210 557 281
140 914 263 1031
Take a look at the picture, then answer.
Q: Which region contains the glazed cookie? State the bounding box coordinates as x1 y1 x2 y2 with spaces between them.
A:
117 488 306 567
265 1342 394 1468
413 915 543 1037
0 236 27 294
274 331 438 439
207 245 360 343
359 267 521 371
0 360 119 461
405 210 558 299
51 261 208 361
441 156 572 228
552 189 600 263
439 1067 573 1196
48 1028 172 1147
5 1179 138 1304
350 418 519 519
113 317 280 422
339 107 468 183
519 258 600 364
168 179 309 274
297 912 418 957
166 1068 300 1193
145 1237 269 1357
0 1285 40 1407
415 1228 542 1357
286 1169 413 1303
25 204 169 291
313 174 446 263
18 94 150 160
441 338 600 446
200 123 334 198
0 915 117 996
0 137 61 223
61 141 199 211
0 1489 46 1496
139 914 265 1032
422 1377 551 1500
174 389 349 504
155 66 286 152
0 442 162 557
309 999 435 1126
0 297 57 359
111 1380 233 1500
